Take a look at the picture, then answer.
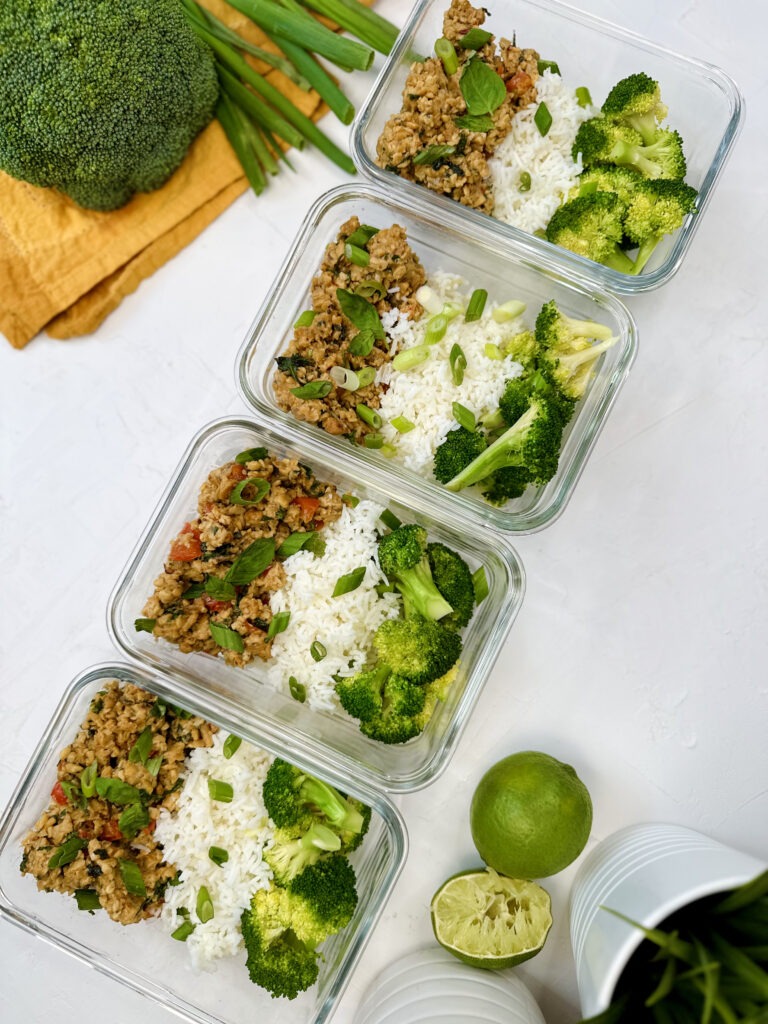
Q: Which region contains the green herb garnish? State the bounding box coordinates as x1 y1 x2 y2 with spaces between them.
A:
379 508 401 531
74 888 101 912
413 143 456 166
464 288 487 323
196 886 214 923
452 402 476 432
267 611 291 639
449 343 467 385
208 779 234 803
48 835 87 870
223 734 242 759
460 57 506 115
229 477 270 506
205 577 237 601
348 328 376 357
119 859 146 897
290 379 333 399
235 447 268 464
80 761 98 798
172 920 196 941
118 802 150 841
332 566 366 597
459 27 493 49
289 676 307 702
336 288 385 339
208 846 229 867
454 112 494 132
134 618 155 633
94 777 143 805
534 101 552 136
537 59 561 75
209 622 245 653
310 640 327 662
128 726 153 765
293 310 316 328
225 537 275 585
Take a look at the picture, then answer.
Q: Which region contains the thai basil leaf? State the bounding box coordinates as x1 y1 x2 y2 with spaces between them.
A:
460 58 506 116
336 288 384 340
225 538 275 585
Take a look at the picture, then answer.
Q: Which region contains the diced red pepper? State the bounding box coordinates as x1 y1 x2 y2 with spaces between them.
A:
203 595 232 613
51 780 67 805
170 522 202 562
292 496 320 522
100 820 123 842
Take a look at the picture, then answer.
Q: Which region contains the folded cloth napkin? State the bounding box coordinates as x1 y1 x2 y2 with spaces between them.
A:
0 0 337 349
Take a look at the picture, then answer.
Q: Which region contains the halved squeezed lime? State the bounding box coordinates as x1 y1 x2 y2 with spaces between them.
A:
430 867 553 969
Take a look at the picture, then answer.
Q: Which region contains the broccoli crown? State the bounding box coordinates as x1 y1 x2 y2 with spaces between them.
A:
360 664 460 744
536 302 619 402
573 117 686 181
338 667 428 744
338 799 372 853
0 0 218 210
241 909 319 1000
444 399 564 493
570 165 645 206
501 330 538 367
535 300 615 351
336 665 390 722
623 178 698 243
426 543 475 631
601 72 668 145
288 854 358 936
433 426 488 484
262 759 365 836
264 824 341 887
546 192 637 273
378 525 453 621
498 377 537 428
481 466 533 505
373 616 462 685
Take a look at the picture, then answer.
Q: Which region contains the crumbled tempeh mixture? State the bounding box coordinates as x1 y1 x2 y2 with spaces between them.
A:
273 216 426 442
21 681 215 925
376 0 539 213
141 454 343 666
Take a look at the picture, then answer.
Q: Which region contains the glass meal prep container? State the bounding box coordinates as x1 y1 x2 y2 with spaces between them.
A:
350 0 744 294
237 183 637 534
108 416 524 793
0 663 407 1024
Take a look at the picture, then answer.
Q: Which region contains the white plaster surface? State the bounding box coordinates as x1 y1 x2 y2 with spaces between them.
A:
1 1 766 1021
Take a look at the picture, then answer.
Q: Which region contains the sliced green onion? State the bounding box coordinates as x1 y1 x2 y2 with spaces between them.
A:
357 403 382 429
205 577 237 601
294 310 315 328
363 433 384 449
349 328 375 355
459 27 492 49
472 565 489 604
330 365 361 391
290 380 332 399
485 343 503 360
449 343 467 386
356 366 376 388
575 86 592 108
380 509 402 530
392 344 430 371
128 727 153 765
346 224 379 247
289 676 307 702
80 761 98 799
278 531 315 557
134 618 155 633
209 846 229 867
443 302 462 322
533 228 547 240
345 242 370 267
435 36 458 75
208 779 234 803
353 280 385 301
465 289 488 322
391 416 416 433
452 402 476 432
118 802 150 841
48 835 87 870
230 477 270 506
381 444 398 458
332 566 366 597
209 622 244 653
235 447 269 465
74 888 101 912
267 611 291 639
492 300 527 323
119 859 146 897
425 312 449 345
196 885 214 923
225 537 275 584
518 171 532 192
172 920 196 941
341 493 360 508
223 735 242 759
537 59 561 75
534 101 552 136
310 640 327 662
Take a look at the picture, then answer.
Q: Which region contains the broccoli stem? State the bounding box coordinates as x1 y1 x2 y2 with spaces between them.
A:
603 247 637 274
559 317 615 343
302 823 342 851
397 559 454 621
631 236 662 275
446 404 538 492
300 777 365 834
556 336 618 375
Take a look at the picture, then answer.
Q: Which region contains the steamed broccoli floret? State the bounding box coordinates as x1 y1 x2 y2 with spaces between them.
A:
337 666 428 744
264 823 341 887
0 0 219 210
426 543 475 631
501 330 538 367
573 117 687 180
444 399 564 493
534 300 618 402
262 759 365 837
570 165 645 206
288 854 358 937
336 664 390 722
373 617 462 685
623 178 698 274
433 427 488 484
241 909 319 1000
601 72 669 145
377 525 453 621
481 466 533 505
546 192 637 273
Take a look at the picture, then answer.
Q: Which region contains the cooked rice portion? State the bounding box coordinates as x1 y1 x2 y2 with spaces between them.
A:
20 681 215 925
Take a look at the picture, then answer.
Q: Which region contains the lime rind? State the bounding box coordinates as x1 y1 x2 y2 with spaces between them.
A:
431 868 553 969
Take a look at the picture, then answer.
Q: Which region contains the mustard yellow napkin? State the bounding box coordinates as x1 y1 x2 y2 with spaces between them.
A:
0 0 340 349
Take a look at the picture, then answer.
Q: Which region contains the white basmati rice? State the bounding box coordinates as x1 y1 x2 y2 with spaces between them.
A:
155 732 274 968
489 70 597 234
376 273 525 476
263 500 400 709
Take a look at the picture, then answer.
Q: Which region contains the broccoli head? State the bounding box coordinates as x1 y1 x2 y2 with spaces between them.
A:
534 300 618 402
373 616 462 685
601 72 669 145
288 854 358 937
0 0 219 210
546 192 637 274
481 466 533 505
241 909 319 999
359 673 429 745
573 117 686 180
570 165 645 207
433 427 488 485
377 525 453 621
262 759 365 837
336 664 390 722
426 543 475 631
444 399 564 493
501 330 538 367
264 823 341 887
623 178 698 274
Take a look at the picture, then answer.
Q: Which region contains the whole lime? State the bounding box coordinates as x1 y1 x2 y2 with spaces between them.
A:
469 750 593 879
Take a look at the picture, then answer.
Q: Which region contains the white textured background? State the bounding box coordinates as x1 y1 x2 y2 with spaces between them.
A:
1 0 767 1021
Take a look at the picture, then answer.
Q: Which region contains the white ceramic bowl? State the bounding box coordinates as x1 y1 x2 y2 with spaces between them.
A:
569 822 767 1018
356 947 546 1024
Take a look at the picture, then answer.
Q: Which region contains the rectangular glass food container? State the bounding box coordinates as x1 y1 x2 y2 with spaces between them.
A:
0 663 407 1024
350 0 744 293
108 416 524 792
237 183 637 533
